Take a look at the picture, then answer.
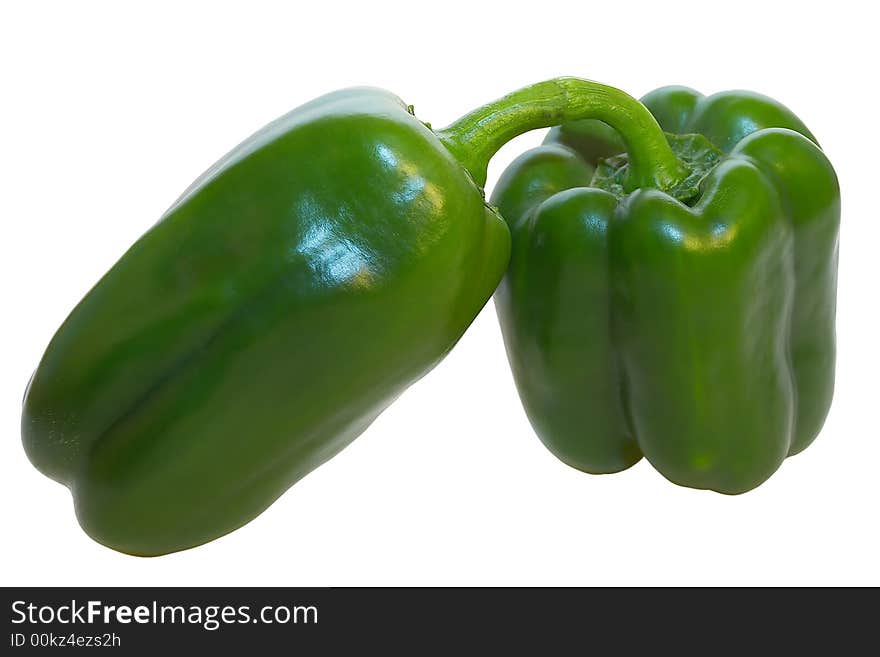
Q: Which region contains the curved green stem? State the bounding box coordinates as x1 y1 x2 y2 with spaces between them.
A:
437 77 689 191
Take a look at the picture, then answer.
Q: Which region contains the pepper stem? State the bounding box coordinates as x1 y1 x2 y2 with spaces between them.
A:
437 77 689 190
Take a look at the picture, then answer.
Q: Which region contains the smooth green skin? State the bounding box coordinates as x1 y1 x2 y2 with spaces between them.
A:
492 87 839 493
22 87 511 555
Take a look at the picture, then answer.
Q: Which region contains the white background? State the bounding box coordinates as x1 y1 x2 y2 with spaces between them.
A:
2 1 878 586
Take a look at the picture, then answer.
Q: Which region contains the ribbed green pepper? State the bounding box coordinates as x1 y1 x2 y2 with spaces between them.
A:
23 79 653 555
492 82 839 494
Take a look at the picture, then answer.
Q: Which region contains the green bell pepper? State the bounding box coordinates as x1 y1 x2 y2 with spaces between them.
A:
23 79 648 556
491 82 839 494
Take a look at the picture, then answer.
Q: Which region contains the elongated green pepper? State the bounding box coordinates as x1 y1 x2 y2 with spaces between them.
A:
490 83 839 494
23 79 660 556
